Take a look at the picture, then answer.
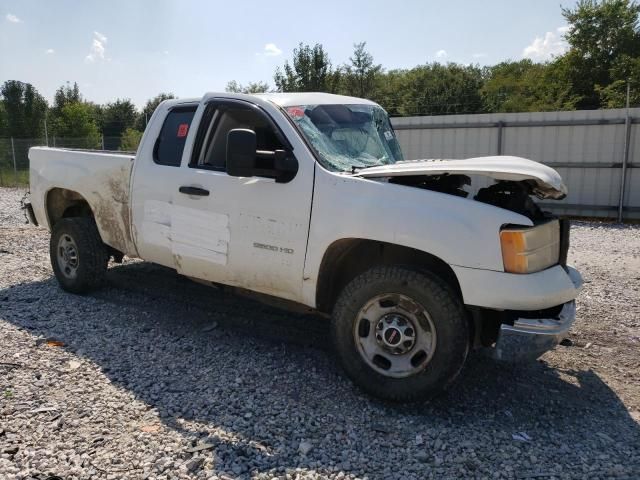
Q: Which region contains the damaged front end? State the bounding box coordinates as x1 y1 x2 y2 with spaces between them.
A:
356 155 580 361
355 155 567 222
389 175 550 221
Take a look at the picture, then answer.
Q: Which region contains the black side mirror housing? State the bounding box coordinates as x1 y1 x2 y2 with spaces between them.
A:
226 127 298 182
226 129 257 177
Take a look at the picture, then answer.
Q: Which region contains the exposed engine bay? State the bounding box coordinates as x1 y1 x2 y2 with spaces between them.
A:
389 174 547 221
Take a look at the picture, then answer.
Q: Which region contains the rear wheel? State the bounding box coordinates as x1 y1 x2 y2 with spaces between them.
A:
331 266 469 402
50 217 109 294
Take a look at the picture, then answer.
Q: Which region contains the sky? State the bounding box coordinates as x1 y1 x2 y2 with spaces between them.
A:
0 0 574 108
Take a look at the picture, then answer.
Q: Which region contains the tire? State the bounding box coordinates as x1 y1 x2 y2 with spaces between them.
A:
331 266 469 402
50 217 109 294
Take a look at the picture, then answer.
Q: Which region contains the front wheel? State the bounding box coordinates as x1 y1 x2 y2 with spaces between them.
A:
331 266 469 402
50 217 109 294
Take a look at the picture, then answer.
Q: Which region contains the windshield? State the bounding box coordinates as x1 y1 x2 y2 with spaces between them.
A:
285 104 403 172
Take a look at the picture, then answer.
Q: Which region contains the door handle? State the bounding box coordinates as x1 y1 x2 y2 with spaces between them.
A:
179 186 209 196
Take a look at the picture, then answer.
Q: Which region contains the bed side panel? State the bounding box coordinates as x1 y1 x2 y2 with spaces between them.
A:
29 147 137 256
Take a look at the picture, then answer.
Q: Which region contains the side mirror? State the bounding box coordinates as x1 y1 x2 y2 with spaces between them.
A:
226 128 257 177
226 127 298 182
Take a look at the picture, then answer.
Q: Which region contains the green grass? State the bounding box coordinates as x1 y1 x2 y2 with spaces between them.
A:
0 168 29 187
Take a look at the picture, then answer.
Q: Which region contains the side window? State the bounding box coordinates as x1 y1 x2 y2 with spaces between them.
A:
153 106 196 166
192 104 285 170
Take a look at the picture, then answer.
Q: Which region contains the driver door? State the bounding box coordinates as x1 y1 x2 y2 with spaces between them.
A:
170 100 314 303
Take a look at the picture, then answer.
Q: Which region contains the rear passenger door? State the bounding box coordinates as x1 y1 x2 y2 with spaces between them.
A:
130 103 198 268
170 99 314 303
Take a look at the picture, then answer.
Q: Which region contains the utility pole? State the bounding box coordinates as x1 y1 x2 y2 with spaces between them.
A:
44 113 49 147
10 137 17 186
617 80 631 223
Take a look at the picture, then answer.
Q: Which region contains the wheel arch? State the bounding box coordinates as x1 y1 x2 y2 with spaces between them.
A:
315 238 462 314
45 187 95 229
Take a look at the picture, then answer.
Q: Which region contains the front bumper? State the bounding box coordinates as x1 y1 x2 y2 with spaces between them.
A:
453 264 583 311
490 300 576 361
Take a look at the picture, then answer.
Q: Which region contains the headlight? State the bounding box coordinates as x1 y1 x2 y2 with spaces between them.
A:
500 220 560 274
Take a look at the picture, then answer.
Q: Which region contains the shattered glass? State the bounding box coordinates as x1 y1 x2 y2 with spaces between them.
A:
286 104 403 172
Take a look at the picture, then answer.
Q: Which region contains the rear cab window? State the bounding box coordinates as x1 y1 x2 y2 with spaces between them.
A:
153 106 197 166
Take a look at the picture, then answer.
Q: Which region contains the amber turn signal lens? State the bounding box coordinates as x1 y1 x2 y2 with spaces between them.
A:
500 221 561 274
500 230 528 274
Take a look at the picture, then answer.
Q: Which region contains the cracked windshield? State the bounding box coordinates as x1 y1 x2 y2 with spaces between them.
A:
286 104 403 172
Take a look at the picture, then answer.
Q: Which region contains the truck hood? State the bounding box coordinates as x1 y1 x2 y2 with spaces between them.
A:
354 156 567 200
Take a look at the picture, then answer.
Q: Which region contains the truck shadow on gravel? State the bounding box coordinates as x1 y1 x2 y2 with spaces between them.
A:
2 261 639 477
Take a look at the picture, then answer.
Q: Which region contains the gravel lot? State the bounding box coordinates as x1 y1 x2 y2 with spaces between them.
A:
1 186 639 480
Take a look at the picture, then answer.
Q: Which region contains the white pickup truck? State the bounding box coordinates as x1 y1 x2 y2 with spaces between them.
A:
26 92 582 401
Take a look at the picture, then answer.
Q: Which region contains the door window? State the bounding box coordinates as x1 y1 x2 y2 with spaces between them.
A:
153 106 197 166
192 103 285 170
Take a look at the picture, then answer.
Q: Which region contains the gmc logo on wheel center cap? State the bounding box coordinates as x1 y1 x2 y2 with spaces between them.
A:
384 327 401 345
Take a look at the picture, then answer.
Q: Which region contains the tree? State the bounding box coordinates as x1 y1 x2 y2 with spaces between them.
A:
47 82 90 137
225 80 270 94
0 101 7 137
481 60 578 112
136 93 175 131
274 43 340 92
560 0 640 108
120 128 143 151
102 99 137 149
52 82 82 117
596 56 640 107
0 80 48 138
54 102 101 148
375 63 485 116
341 42 382 98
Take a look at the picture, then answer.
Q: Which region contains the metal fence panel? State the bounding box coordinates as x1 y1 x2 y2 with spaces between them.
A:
627 122 640 214
391 108 640 220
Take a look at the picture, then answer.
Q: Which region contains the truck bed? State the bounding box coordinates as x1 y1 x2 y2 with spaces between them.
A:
29 147 137 256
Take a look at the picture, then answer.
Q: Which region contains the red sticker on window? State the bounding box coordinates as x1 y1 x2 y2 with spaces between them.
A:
286 107 305 119
177 123 189 138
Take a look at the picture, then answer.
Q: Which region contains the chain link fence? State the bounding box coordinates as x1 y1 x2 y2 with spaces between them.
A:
0 136 122 187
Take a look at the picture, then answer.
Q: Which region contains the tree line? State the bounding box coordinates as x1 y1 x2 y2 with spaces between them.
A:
0 80 174 150
229 0 640 115
0 0 638 151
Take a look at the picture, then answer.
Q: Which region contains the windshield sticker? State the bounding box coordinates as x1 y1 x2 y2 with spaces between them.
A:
384 130 394 141
286 107 305 120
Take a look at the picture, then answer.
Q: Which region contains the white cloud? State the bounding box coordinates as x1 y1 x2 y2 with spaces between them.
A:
523 26 569 61
45 49 55 54
435 49 448 59
472 52 487 59
85 31 108 63
94 31 107 44
6 13 21 23
263 43 282 56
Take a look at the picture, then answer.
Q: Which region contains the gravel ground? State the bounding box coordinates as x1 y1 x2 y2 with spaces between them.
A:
0 186 639 480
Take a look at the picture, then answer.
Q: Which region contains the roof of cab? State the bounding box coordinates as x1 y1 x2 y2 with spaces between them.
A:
164 92 379 109
254 92 378 107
